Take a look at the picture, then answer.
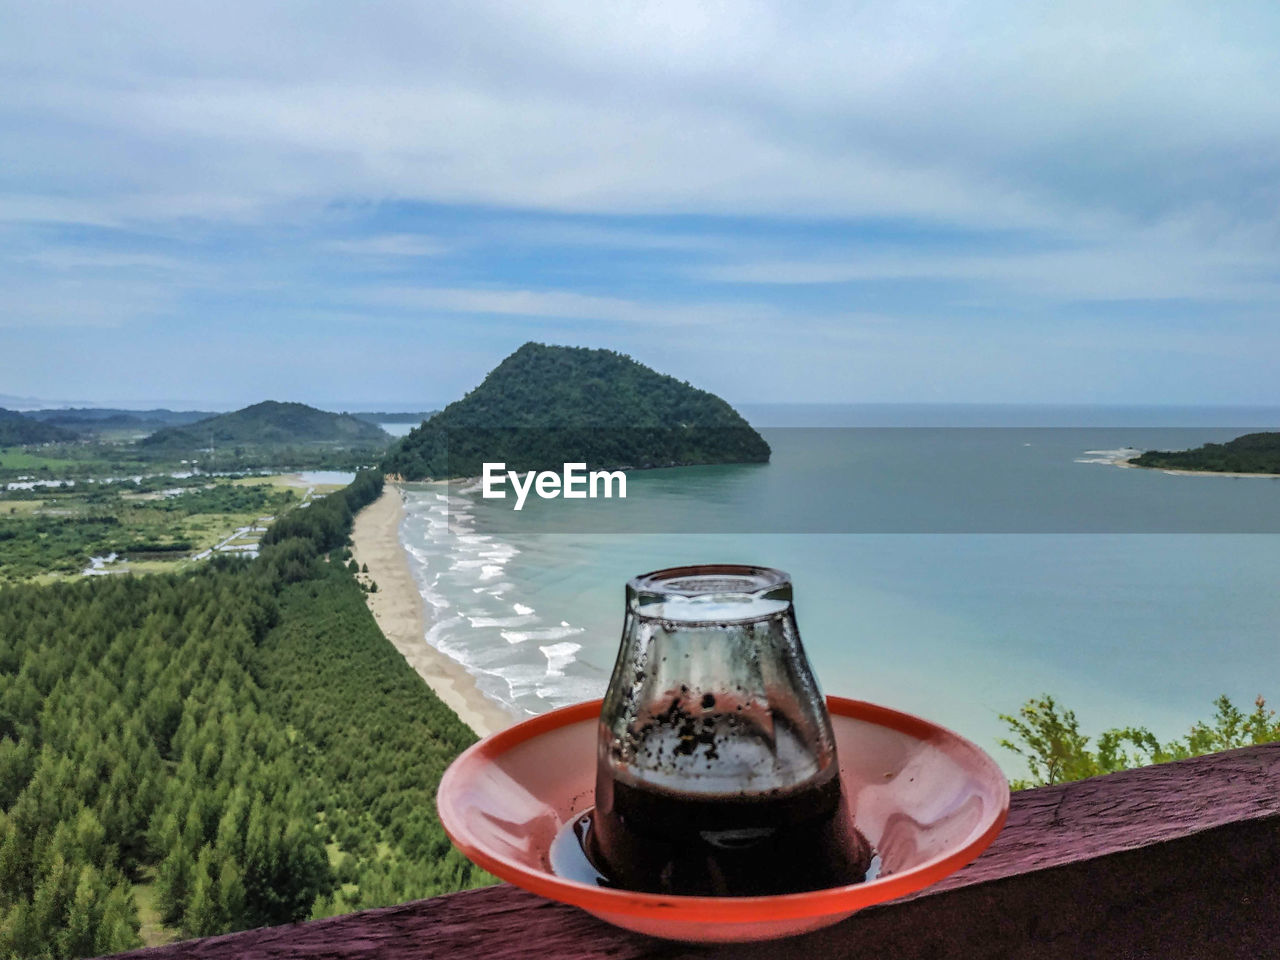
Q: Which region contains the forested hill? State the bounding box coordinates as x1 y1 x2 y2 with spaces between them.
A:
382 342 771 479
142 402 390 450
0 408 74 445
24 408 217 434
1129 431 1280 473
0 470 489 957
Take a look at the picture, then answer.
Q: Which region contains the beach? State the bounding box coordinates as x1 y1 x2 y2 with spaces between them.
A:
350 484 516 738
1096 450 1280 478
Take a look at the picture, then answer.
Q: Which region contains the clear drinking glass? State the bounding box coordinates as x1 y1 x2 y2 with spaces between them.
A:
587 564 871 896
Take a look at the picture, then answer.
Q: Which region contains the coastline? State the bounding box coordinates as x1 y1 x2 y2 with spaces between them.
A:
1105 454 1280 478
350 484 516 738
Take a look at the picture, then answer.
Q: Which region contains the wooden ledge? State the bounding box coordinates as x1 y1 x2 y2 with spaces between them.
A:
106 742 1280 960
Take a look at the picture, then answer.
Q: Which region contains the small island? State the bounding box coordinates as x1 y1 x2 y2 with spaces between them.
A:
382 343 771 480
1127 431 1280 476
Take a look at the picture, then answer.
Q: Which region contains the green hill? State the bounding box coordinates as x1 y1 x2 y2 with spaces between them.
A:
142 401 390 451
382 343 770 479
1129 431 1280 473
25 407 217 434
0 408 75 445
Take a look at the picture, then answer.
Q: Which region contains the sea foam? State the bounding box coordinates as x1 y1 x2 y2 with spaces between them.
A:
500 625 585 645
539 641 582 677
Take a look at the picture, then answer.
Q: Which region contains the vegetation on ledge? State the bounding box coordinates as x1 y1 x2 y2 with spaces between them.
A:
1000 693 1280 790
383 342 770 480
1128 431 1280 473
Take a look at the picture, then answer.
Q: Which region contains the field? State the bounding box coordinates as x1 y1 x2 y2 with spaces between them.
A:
0 474 305 582
0 449 81 471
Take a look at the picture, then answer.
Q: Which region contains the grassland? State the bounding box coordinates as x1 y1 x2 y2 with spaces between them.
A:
0 498 46 516
131 875 178 948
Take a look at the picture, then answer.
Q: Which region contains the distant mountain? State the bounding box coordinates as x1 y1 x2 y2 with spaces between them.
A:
0 408 75 445
1130 431 1280 474
351 411 438 426
0 393 44 410
142 401 391 450
25 407 217 430
382 343 770 479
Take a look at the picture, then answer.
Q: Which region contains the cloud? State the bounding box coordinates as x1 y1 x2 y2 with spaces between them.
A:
0 278 176 329
326 234 450 258
366 285 785 329
4 1 1277 230
490 221 727 253
2 1 1279 403
694 218 1280 304
16 249 191 272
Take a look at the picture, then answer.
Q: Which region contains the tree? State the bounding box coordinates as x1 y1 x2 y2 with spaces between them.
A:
1185 695 1280 753
72 806 108 872
156 843 194 926
183 845 222 937
0 812 21 908
94 881 142 955
998 696 1101 787
217 854 246 932
60 865 107 958
28 853 78 949
1002 693 1280 789
0 899 40 959
0 738 35 809
0 469 496 958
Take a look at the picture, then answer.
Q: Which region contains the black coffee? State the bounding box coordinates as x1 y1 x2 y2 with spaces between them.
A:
585 768 872 896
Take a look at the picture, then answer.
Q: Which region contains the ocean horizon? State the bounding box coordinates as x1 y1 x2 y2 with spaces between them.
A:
395 404 1280 777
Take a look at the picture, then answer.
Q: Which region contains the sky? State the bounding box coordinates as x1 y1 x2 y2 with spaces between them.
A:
2 1 1279 409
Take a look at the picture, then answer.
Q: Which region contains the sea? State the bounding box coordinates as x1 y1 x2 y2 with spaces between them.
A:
391 405 1280 775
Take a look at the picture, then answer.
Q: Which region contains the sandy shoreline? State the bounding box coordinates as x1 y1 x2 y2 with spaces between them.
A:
1105 454 1280 478
350 484 516 738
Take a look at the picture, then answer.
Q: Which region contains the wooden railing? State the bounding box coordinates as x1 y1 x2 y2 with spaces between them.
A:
104 742 1280 959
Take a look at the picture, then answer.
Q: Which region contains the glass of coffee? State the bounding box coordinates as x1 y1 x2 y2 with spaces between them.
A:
586 564 872 896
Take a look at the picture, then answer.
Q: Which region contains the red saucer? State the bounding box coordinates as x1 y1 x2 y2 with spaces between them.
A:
437 697 1009 943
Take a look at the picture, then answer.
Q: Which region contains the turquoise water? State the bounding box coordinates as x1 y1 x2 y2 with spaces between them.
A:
397 406 1280 774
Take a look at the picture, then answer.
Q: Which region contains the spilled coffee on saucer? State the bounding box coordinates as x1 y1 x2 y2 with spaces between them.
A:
551 565 873 896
